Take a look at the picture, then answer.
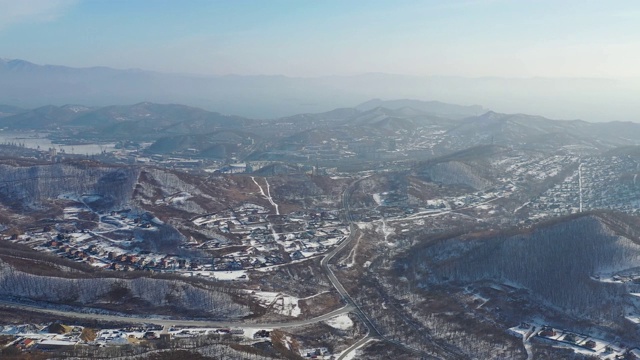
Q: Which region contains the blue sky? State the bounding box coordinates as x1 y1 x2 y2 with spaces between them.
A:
1 0 640 77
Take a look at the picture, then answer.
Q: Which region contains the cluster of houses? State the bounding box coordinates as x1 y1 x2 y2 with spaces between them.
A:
300 346 333 359
35 234 199 272
0 322 279 354
528 155 640 218
5 200 349 278
192 203 349 267
507 154 577 182
536 325 638 359
512 322 639 359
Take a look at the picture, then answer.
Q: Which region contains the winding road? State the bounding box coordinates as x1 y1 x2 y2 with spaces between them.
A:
0 299 353 329
328 178 439 360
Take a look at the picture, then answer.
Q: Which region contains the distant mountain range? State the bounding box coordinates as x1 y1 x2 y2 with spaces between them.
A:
0 102 250 134
3 100 640 162
0 98 483 134
2 58 640 121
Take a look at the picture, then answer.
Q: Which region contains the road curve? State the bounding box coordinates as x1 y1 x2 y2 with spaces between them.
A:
326 178 435 360
337 334 374 360
0 299 353 329
321 178 385 359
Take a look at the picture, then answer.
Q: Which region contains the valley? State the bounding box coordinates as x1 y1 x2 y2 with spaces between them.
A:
2 100 640 359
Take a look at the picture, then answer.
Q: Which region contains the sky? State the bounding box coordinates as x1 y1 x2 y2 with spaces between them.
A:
1 0 640 78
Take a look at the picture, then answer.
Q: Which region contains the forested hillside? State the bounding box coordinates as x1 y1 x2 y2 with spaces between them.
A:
0 162 139 211
0 259 248 317
411 214 640 326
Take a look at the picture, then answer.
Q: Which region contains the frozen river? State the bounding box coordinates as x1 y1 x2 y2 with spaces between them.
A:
0 131 116 156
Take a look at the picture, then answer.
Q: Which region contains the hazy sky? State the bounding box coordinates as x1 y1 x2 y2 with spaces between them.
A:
2 0 640 78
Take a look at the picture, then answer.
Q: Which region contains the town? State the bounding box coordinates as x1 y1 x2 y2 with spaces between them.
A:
4 198 349 281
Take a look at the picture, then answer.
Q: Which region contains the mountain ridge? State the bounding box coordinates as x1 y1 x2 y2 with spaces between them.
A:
3 57 639 121
356 98 485 119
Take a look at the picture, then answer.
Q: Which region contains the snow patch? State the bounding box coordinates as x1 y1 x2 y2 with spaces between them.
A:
324 314 353 330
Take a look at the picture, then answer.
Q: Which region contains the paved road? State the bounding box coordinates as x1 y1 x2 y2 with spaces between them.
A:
322 179 386 359
326 178 435 360
0 299 353 329
337 335 374 360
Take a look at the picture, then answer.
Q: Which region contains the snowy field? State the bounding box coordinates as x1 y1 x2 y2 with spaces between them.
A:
324 314 353 330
